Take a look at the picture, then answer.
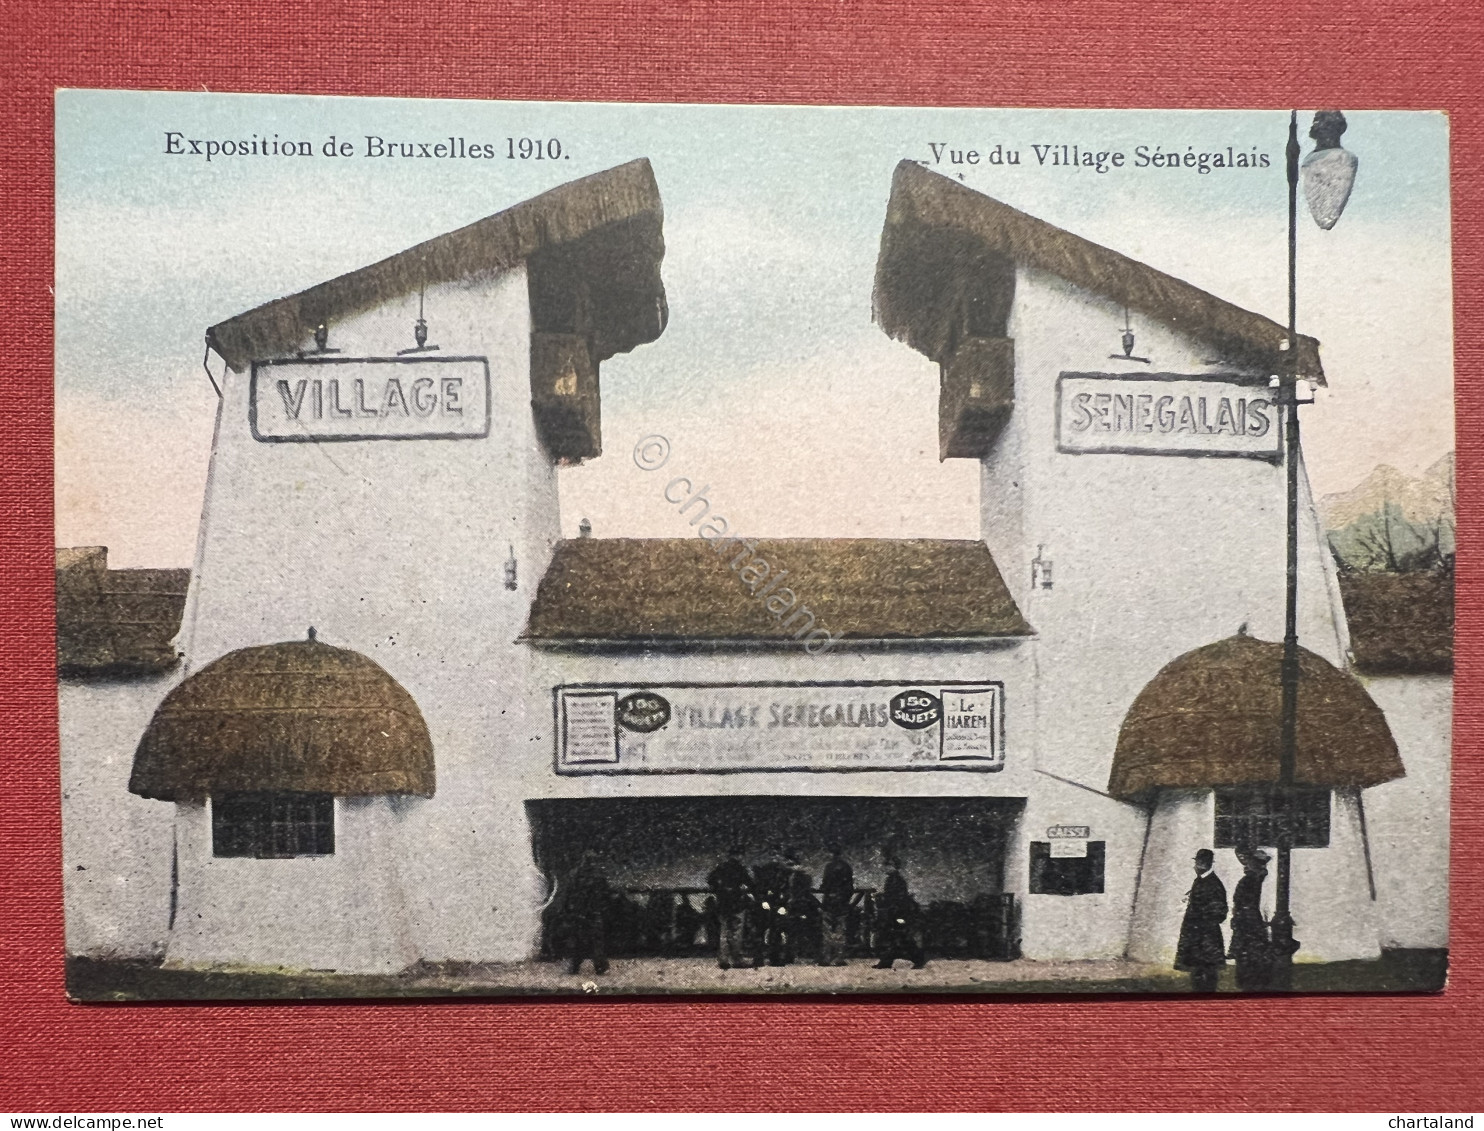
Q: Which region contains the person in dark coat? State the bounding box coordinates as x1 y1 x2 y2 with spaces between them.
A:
751 846 793 967
1175 848 1228 992
562 850 610 976
1229 847 1273 991
783 851 820 964
707 846 754 970
819 844 854 967
874 856 927 969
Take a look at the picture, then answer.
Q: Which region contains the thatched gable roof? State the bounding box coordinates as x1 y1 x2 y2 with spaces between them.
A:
523 537 1032 644
129 640 434 801
1339 571 1454 675
874 161 1325 383
207 159 667 372
56 547 189 677
1108 633 1401 800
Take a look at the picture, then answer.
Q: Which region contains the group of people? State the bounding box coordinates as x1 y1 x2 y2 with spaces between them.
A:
555 844 929 976
559 843 1292 985
1177 846 1291 992
705 844 926 971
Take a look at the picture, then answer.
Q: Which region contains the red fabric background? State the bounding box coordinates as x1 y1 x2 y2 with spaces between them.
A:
3 0 1481 1112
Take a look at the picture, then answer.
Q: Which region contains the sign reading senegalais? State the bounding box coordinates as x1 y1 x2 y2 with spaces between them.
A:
250 355 492 441
555 681 1005 774
1056 373 1282 460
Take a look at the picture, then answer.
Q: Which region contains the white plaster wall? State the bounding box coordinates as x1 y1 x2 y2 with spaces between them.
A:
1292 787 1381 961
60 675 178 959
1362 674 1451 949
1016 773 1149 960
978 396 1029 612
1127 788 1214 964
167 797 416 973
175 263 555 968
999 267 1346 798
966 269 1354 964
1128 787 1380 964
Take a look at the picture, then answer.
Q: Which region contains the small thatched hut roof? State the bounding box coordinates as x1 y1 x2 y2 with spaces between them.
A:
1108 633 1401 800
1339 570 1454 675
874 161 1324 382
129 639 434 802
56 546 189 677
207 158 667 372
523 537 1031 644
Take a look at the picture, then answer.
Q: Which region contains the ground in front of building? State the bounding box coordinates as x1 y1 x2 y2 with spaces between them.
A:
67 949 1446 1001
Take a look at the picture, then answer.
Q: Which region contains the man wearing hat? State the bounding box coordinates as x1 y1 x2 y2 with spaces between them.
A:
783 849 820 965
873 854 927 970
1229 847 1274 991
818 844 854 967
1175 848 1228 992
706 845 754 970
561 849 611 976
750 845 794 967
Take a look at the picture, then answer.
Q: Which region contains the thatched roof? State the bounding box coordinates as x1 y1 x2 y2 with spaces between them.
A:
1339 571 1454 675
129 640 434 801
874 161 1325 383
1108 634 1401 800
207 159 667 372
523 538 1032 644
56 547 189 677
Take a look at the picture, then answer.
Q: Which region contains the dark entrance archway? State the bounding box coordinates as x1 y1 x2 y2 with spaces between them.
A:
527 795 1023 962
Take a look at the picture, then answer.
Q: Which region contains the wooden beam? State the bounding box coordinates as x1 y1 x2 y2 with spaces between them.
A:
939 336 1014 459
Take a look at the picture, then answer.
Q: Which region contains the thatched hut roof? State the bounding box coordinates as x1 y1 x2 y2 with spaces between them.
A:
56 547 189 677
1339 571 1454 675
874 161 1325 382
523 537 1031 644
207 159 667 372
1108 633 1401 800
129 640 434 801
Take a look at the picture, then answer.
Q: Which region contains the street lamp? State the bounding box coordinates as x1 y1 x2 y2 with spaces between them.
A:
1272 110 1358 988
1302 112 1359 230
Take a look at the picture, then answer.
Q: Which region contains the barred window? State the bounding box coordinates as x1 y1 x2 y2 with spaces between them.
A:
1028 841 1105 895
212 791 335 858
1214 788 1330 849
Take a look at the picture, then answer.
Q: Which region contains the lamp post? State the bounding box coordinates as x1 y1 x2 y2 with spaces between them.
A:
1272 109 1358 989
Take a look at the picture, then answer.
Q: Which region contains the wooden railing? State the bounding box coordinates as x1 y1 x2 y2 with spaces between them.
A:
541 886 1019 961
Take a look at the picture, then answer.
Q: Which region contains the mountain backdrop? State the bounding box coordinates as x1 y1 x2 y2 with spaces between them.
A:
1322 452 1455 573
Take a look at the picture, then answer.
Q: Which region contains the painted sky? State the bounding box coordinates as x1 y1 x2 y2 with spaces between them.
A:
55 93 1453 566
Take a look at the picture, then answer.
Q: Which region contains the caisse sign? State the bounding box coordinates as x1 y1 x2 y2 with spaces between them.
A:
1048 824 1091 858
554 681 1005 775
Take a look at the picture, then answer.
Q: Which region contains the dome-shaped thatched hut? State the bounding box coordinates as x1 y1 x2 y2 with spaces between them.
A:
131 638 434 975
1116 633 1401 967
1109 633 1402 800
130 638 434 802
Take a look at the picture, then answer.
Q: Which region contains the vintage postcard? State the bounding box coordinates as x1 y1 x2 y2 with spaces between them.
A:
55 92 1453 999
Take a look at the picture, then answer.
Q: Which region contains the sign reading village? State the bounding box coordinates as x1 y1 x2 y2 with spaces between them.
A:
1056 373 1282 460
250 356 491 441
555 682 1004 774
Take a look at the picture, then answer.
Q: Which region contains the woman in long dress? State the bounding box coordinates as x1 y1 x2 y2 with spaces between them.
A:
1228 847 1273 991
